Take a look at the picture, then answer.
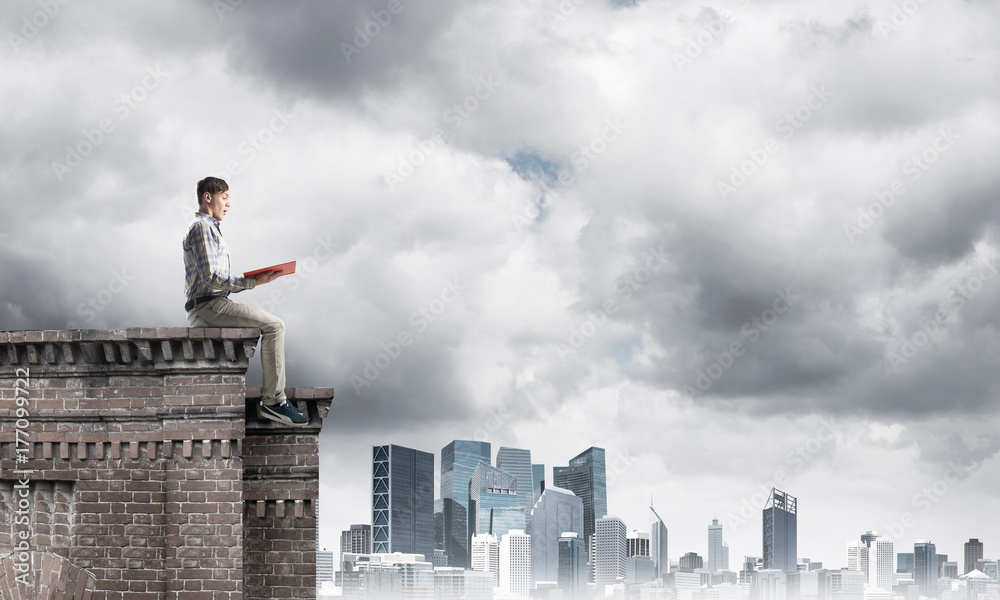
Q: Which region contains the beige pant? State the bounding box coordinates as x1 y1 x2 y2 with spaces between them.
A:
187 297 286 406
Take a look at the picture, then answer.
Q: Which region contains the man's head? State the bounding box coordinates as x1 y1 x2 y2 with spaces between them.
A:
196 176 230 221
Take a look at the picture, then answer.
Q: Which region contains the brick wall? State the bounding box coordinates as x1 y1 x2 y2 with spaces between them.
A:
0 329 331 600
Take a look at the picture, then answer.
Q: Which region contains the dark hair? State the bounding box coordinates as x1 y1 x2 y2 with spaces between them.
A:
196 176 229 205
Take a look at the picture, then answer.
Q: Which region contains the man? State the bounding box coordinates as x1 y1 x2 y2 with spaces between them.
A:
183 176 307 427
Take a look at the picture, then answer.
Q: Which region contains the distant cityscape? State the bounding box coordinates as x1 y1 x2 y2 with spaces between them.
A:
316 441 998 600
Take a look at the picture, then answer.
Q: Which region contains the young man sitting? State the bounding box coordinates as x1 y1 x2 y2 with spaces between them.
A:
182 176 308 427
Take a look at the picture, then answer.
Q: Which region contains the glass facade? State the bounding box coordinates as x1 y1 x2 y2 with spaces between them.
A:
553 447 607 545
440 440 491 568
470 462 519 537
531 487 584 584
497 447 534 511
372 444 435 560
762 488 797 573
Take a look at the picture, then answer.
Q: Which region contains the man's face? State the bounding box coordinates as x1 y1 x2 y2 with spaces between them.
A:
206 190 230 221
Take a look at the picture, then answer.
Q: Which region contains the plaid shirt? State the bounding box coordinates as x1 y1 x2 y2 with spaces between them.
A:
183 212 255 302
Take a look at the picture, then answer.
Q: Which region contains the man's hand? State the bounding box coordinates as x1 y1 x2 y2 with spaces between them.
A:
253 271 280 285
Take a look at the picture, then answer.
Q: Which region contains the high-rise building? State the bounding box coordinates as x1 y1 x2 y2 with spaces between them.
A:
628 530 650 557
500 530 532 599
897 552 914 575
847 541 868 583
469 462 519 538
861 531 878 549
317 550 335 584
650 504 669 579
937 553 949 578
709 518 729 571
965 539 984 575
371 444 434 559
868 536 894 593
553 447 607 546
532 464 545 504
914 541 937 597
594 515 627 585
762 488 797 573
679 552 704 572
497 447 534 511
439 440 491 568
340 524 372 555
530 486 584 585
558 533 588 600
471 533 499 586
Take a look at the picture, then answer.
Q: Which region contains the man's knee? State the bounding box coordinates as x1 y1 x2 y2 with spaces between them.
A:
261 315 285 336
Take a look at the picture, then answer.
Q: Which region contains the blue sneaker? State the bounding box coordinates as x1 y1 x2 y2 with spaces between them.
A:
259 399 309 427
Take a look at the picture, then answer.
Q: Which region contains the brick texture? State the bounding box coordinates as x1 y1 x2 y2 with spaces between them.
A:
0 329 332 600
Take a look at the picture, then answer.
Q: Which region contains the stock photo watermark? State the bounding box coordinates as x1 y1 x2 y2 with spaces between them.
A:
350 278 466 393
246 234 339 314
6 0 72 55
384 75 503 190
51 65 168 181
63 267 135 329
716 85 833 201
340 0 413 63
843 126 959 243
726 415 837 532
556 246 670 360
12 367 34 586
884 252 999 372
881 455 981 542
683 287 798 396
873 0 932 41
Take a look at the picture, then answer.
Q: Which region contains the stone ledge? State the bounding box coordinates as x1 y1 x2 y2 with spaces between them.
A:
244 387 333 433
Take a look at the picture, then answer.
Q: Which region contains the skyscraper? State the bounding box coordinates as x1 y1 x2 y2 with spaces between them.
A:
868 536 894 593
679 552 704 572
340 524 372 554
532 464 545 504
497 446 534 511
439 440 491 568
861 531 878 549
371 444 434 559
471 533 499 586
500 530 532 599
965 539 984 575
530 486 584 585
558 533 588 600
650 503 669 579
762 488 797 573
553 447 607 546
594 515 627 585
914 541 937 597
847 540 869 583
469 462 519 537
708 518 729 571
628 530 650 557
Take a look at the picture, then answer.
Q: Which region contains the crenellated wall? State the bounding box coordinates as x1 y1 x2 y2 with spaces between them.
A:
0 328 331 600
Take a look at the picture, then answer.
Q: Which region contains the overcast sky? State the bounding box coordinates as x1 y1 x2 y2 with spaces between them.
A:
2 0 999 572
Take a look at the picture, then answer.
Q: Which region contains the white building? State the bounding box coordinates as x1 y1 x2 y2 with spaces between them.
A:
867 536 894 593
846 541 868 584
595 516 627 585
337 552 434 599
473 533 500 586
629 530 651 557
434 567 496 600
500 530 532 599
758 569 787 600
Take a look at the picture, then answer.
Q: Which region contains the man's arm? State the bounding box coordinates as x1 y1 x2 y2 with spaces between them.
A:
187 220 256 293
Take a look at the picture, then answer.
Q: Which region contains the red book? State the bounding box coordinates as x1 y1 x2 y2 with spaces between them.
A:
244 261 296 278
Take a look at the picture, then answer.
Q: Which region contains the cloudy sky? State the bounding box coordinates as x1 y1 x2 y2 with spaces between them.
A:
3 0 1000 572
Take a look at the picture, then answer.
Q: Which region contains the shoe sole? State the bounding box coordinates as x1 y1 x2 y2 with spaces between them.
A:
259 403 310 427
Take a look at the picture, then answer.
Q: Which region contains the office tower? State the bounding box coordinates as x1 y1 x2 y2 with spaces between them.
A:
340 524 372 554
532 464 545 504
628 530 650 557
965 539 984 575
679 552 704 572
371 444 434 559
497 447 534 511
937 553 949 578
897 552 915 575
758 569 787 600
650 504 669 579
847 541 869 582
558 533 588 599
762 488 797 572
942 561 958 579
469 462 520 538
317 550 335 584
868 536 894 593
740 556 759 586
627 555 655 584
471 533 499 586
439 440 491 568
594 515 627 585
709 518 730 571
914 541 937 597
500 530 532 599
861 531 878 549
553 447 607 546
531 486 584 585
